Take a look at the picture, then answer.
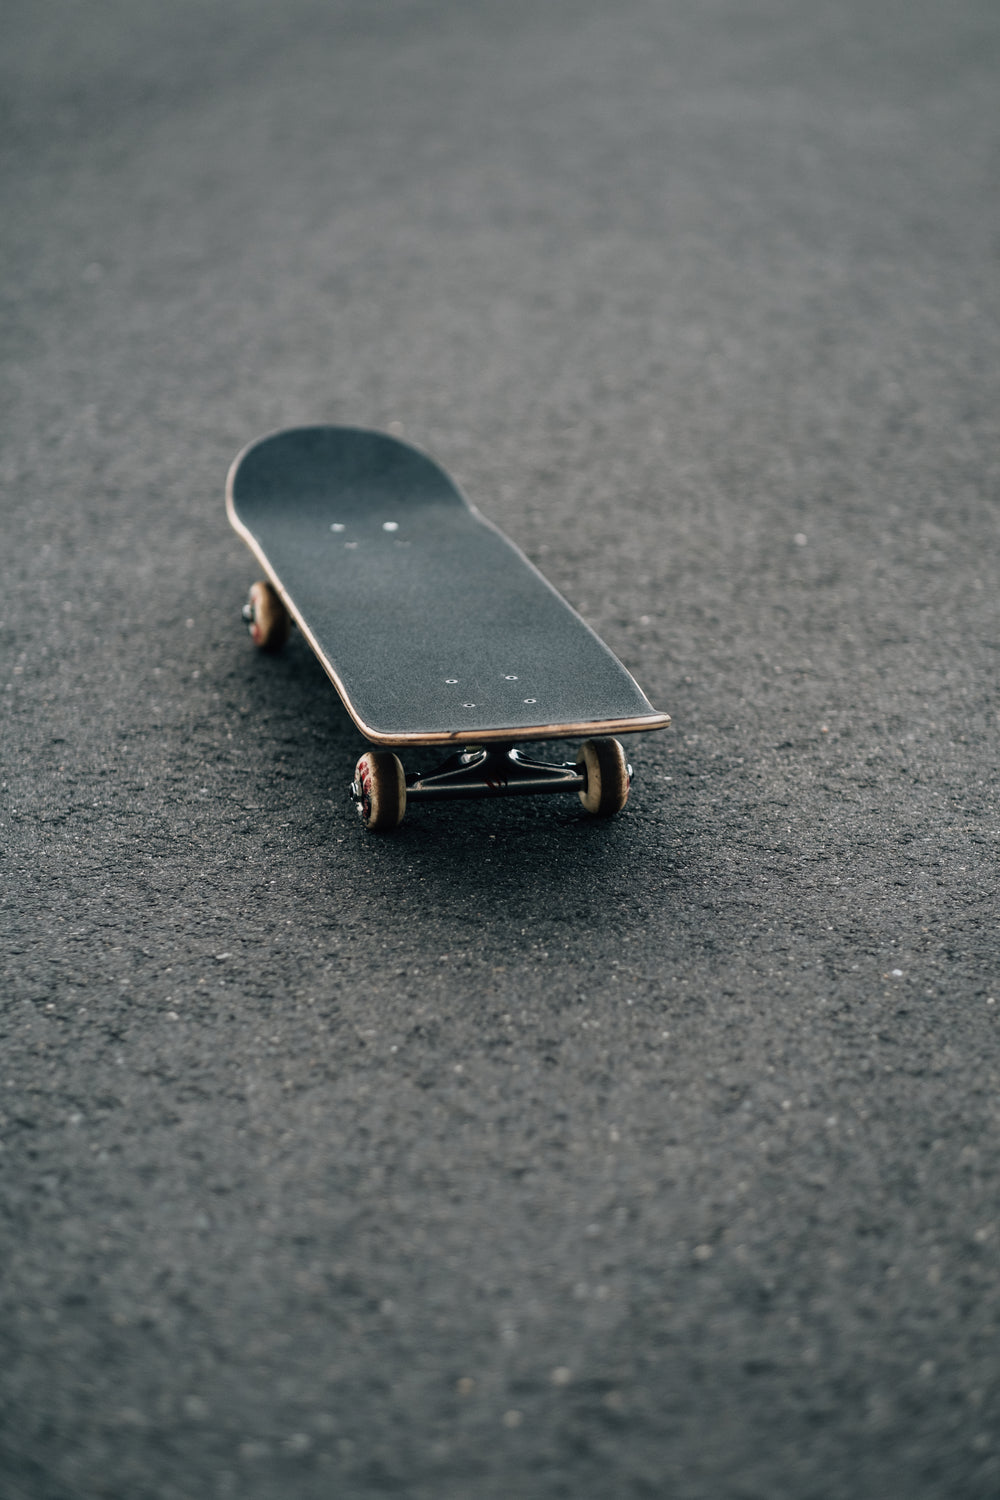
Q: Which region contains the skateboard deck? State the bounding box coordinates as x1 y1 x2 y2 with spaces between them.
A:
227 426 670 749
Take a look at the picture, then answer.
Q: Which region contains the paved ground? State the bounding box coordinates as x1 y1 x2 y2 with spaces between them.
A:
2 2 998 1496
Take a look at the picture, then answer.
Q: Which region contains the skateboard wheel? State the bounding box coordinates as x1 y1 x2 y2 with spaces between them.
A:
244 580 291 652
576 738 630 817
354 751 407 832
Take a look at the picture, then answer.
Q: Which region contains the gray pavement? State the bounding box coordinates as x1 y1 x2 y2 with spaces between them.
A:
2 2 998 1496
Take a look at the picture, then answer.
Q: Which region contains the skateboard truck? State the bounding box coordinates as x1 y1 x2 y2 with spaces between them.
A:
411 745 588 799
349 740 633 830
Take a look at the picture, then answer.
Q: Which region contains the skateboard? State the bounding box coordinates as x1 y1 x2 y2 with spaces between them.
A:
226 426 670 830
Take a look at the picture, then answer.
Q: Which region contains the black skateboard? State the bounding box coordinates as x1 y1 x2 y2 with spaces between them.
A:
227 426 670 829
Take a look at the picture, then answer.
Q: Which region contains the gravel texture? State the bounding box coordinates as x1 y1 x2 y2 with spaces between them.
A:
2 2 998 1497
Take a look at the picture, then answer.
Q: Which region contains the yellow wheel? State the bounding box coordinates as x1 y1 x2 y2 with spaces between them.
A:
576 738 630 816
353 751 407 831
243 580 291 652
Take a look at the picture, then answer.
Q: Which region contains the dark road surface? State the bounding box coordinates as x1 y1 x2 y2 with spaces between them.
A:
2 3 998 1496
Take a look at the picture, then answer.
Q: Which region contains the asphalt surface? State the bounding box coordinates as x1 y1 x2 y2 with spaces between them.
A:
2 2 998 1497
